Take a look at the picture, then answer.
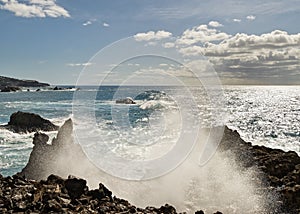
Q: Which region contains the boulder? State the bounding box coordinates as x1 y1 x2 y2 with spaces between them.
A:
65 176 87 200
53 86 63 90
116 97 136 104
3 111 58 133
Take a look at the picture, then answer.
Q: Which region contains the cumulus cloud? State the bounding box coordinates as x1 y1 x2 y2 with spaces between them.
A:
208 21 223 28
134 22 300 84
246 15 256 20
233 18 241 22
134 30 172 41
103 22 109 27
181 30 300 84
176 24 231 45
0 0 70 18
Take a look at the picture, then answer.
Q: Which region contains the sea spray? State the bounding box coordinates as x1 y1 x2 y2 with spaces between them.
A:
22 118 276 213
18 87 277 213
50 128 274 213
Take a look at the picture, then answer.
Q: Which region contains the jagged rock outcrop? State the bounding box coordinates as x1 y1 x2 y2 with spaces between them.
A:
19 119 94 180
1 111 58 133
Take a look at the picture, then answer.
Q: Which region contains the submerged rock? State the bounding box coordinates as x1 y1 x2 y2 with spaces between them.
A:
1 111 58 133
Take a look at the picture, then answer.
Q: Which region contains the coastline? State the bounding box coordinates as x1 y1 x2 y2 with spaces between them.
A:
0 112 299 213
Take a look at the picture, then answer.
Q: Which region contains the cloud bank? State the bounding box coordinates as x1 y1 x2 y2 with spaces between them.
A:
135 25 300 85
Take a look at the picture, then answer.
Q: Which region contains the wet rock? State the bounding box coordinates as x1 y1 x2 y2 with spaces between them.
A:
53 86 63 90
116 97 136 104
2 111 58 133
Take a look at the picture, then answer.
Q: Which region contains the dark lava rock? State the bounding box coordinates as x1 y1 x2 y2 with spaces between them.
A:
65 176 87 200
0 174 190 213
0 86 21 92
2 111 58 133
116 97 136 104
53 86 62 90
219 126 300 213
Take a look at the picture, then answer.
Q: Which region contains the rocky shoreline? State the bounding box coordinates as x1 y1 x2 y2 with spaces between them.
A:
0 111 300 213
0 173 191 213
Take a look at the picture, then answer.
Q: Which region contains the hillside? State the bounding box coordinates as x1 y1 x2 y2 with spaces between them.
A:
0 75 49 88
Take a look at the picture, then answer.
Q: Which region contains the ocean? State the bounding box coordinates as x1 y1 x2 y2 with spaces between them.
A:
0 85 299 177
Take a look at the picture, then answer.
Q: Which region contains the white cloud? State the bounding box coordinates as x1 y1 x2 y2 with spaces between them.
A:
103 22 109 27
176 24 231 45
67 62 93 67
208 21 223 28
165 22 299 84
0 0 70 18
233 18 241 22
83 20 92 26
246 15 256 20
192 30 299 83
134 30 172 41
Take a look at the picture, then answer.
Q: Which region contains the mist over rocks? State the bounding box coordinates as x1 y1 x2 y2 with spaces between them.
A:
0 111 58 133
219 126 300 213
7 113 300 213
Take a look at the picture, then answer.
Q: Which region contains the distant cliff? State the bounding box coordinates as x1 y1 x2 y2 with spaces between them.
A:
0 75 49 88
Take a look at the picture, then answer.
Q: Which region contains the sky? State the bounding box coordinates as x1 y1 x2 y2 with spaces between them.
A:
0 0 299 85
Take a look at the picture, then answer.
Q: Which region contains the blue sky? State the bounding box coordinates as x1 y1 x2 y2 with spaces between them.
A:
0 0 299 85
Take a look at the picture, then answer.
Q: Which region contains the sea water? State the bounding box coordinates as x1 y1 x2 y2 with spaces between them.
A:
0 85 299 177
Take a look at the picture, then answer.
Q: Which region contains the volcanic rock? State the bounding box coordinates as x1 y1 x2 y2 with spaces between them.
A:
1 111 58 133
2 173 218 213
116 97 136 104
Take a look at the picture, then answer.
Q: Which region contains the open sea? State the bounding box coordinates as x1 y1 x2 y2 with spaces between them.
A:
0 85 299 177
